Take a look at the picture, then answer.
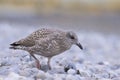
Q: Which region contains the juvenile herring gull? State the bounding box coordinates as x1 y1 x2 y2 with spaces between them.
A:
10 28 83 69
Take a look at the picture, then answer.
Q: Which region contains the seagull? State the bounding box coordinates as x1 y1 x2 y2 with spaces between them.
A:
10 28 83 69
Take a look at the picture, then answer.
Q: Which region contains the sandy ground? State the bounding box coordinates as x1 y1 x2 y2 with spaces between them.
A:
0 23 120 80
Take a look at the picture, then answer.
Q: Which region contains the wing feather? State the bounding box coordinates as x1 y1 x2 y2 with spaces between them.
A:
10 28 54 47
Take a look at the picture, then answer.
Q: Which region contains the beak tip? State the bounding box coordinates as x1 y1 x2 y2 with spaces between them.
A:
81 47 83 50
77 43 83 50
80 46 83 50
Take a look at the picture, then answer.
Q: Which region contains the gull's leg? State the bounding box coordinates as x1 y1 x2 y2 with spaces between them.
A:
47 57 51 70
30 54 40 69
29 55 32 61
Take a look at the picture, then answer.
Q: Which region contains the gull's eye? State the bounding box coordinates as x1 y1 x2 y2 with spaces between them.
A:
70 36 75 39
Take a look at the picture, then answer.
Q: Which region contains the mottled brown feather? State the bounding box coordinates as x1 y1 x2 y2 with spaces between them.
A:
12 28 54 47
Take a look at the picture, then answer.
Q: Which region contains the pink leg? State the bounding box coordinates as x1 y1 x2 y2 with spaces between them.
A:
36 60 41 69
48 57 51 70
30 54 41 69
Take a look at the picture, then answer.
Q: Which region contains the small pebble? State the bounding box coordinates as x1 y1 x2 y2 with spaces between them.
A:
67 69 76 74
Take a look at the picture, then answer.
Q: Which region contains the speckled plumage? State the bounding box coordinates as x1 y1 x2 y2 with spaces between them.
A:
10 28 83 69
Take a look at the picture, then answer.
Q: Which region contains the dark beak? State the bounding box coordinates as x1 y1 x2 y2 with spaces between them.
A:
76 43 83 50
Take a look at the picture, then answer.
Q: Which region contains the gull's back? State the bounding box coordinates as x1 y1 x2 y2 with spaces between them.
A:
11 28 56 47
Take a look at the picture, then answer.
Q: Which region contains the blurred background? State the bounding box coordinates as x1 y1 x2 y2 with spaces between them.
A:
0 0 120 74
0 0 120 34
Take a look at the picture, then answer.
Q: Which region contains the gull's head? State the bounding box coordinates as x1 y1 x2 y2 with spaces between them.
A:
66 31 83 50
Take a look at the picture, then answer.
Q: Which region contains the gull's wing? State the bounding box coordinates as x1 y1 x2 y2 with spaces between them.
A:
10 28 55 47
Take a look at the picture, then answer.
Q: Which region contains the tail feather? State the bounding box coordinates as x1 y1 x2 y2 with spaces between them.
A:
9 46 18 49
10 42 21 50
10 42 20 46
